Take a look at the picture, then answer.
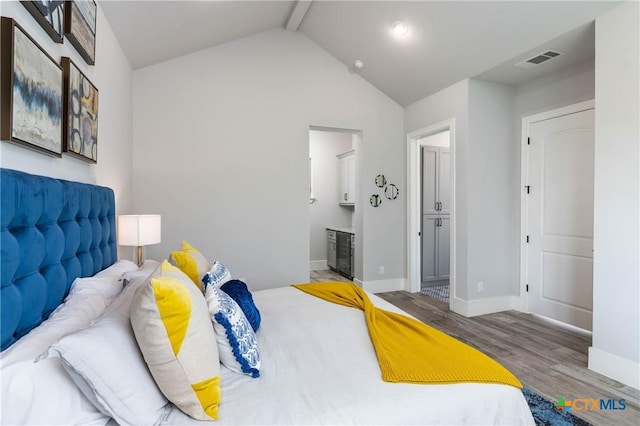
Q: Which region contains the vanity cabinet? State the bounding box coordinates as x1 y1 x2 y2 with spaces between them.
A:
337 149 356 206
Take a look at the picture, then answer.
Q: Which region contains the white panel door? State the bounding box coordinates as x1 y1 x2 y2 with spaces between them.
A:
528 108 594 330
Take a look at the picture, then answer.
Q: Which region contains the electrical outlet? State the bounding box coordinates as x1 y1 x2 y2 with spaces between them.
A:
477 281 484 292
379 266 385 275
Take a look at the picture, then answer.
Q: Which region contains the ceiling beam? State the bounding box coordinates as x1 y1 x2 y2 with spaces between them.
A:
285 0 312 31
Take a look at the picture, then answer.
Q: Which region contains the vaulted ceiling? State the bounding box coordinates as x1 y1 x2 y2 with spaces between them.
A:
100 0 619 106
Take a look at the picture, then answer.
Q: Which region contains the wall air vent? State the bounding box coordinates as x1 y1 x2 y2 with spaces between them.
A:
515 50 564 69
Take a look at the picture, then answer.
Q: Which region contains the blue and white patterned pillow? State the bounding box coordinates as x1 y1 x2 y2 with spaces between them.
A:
202 261 232 291
205 285 260 378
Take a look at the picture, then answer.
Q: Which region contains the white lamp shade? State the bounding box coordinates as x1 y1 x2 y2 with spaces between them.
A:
118 215 161 246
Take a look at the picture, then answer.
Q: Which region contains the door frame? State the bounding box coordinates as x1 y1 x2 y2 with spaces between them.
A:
519 99 595 312
407 118 456 311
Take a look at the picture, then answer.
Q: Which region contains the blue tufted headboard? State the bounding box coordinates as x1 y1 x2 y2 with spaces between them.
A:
1 168 117 350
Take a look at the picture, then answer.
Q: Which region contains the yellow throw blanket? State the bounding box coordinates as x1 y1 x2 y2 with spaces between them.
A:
293 282 522 388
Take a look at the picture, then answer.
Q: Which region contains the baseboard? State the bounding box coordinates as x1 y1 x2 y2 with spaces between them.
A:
361 278 406 293
588 347 640 389
452 295 519 317
309 260 328 271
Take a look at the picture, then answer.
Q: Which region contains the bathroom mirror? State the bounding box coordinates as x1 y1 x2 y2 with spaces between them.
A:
385 184 399 200
375 174 387 188
370 194 382 207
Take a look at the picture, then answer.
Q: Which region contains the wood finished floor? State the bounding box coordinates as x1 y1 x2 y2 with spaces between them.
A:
375 291 639 425
310 269 352 283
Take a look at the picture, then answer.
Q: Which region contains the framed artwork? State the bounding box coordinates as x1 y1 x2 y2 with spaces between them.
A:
65 0 97 65
21 1 65 43
62 57 99 163
0 17 63 157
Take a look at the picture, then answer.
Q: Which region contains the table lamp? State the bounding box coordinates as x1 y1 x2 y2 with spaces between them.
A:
118 214 161 267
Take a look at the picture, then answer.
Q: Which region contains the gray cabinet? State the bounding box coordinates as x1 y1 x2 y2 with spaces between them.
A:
422 147 450 215
327 229 337 269
422 146 450 286
326 228 354 280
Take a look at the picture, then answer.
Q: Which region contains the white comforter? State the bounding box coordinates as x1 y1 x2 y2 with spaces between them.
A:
162 286 534 425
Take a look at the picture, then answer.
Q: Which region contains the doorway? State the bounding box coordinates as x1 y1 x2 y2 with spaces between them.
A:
420 132 451 302
407 119 456 310
308 126 362 282
521 100 594 331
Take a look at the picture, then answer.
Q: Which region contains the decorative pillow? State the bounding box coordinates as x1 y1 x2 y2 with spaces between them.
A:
205 285 260 378
220 280 261 332
202 261 232 290
46 273 170 426
170 241 211 290
131 260 221 421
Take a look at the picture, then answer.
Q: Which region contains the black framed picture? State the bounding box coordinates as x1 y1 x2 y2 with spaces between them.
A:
0 17 63 157
65 0 97 65
21 1 65 43
62 57 98 163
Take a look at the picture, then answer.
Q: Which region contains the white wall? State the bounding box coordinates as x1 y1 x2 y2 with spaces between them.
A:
590 1 640 389
467 80 516 299
0 2 134 257
309 130 352 266
132 28 404 290
405 80 469 299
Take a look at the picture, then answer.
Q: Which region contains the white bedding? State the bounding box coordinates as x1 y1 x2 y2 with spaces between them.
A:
161 286 535 425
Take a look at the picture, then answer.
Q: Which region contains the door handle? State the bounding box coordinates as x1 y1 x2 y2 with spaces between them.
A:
344 193 348 201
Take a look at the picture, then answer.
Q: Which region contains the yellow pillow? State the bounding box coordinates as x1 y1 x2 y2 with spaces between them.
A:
170 241 211 290
131 260 221 420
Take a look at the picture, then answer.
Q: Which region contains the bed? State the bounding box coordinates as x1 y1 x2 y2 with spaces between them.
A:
0 168 534 425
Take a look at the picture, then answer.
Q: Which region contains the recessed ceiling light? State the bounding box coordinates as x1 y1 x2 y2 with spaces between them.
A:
354 59 364 69
392 21 408 36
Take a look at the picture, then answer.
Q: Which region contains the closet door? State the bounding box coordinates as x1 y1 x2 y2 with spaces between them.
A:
438 149 451 215
421 215 438 283
422 147 438 215
437 216 450 279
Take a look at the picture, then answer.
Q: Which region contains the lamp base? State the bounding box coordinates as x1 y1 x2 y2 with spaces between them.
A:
136 246 143 268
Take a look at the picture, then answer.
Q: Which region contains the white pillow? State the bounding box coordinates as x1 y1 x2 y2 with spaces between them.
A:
205 285 260 377
1 287 106 368
93 259 139 279
46 272 170 425
120 260 160 287
0 358 109 426
1 260 140 367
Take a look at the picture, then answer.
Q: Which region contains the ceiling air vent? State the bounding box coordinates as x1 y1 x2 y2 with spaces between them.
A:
515 50 564 69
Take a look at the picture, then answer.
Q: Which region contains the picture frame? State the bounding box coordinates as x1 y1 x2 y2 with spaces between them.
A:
62 57 99 163
0 17 63 157
21 1 65 43
65 0 97 65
